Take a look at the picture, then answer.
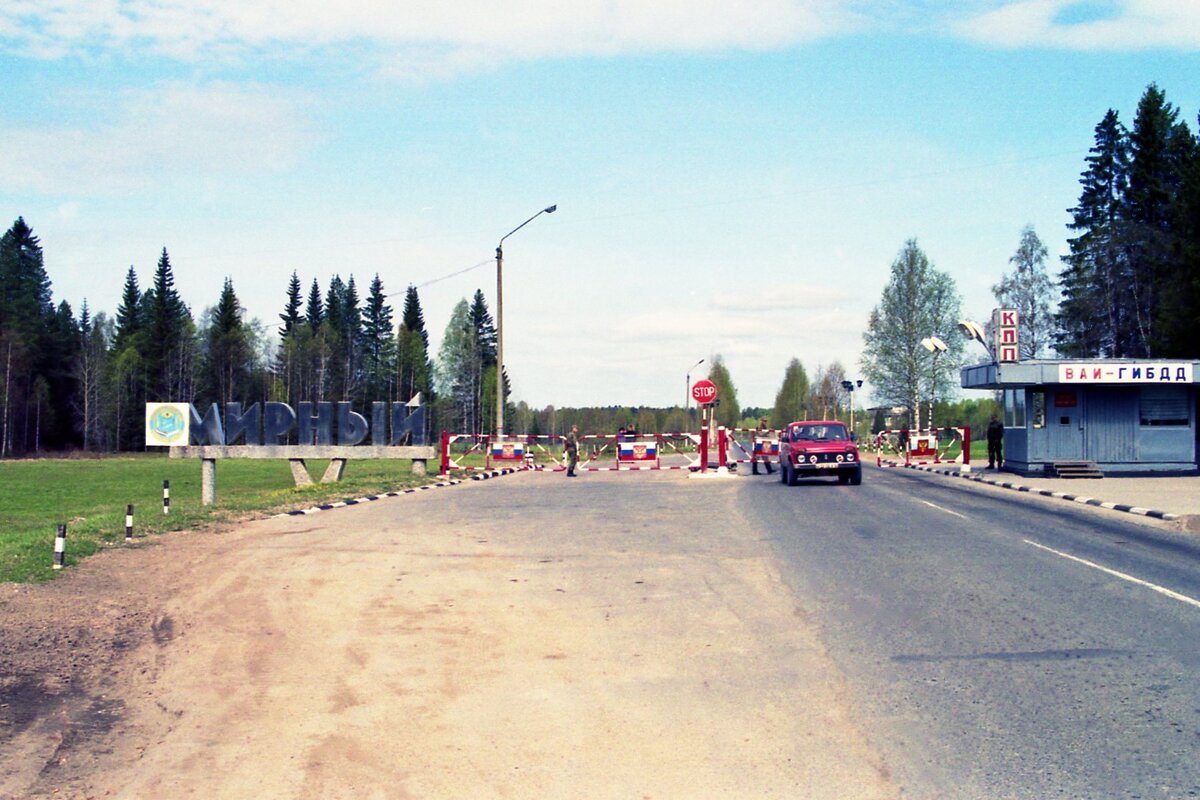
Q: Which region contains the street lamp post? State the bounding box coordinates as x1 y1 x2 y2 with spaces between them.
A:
840 378 863 439
685 358 705 425
920 336 948 430
495 204 556 440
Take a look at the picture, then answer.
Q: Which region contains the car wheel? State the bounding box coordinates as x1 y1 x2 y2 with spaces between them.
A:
779 461 787 484
786 464 798 486
838 472 850 484
849 467 862 485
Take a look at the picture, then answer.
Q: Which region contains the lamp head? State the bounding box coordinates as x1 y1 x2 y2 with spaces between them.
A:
544 205 557 214
928 335 948 352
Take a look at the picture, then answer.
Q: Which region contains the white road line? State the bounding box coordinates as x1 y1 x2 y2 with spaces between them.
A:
919 499 969 520
1024 539 1200 610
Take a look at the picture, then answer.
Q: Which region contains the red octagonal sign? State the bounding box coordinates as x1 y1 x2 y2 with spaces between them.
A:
691 379 718 405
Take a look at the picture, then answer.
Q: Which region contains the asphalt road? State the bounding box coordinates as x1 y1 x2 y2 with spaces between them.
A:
740 463 1200 799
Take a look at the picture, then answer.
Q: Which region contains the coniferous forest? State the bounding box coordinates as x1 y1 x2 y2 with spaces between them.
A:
2 84 1198 456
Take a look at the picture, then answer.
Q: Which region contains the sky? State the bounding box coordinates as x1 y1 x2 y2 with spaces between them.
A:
2 0 1198 410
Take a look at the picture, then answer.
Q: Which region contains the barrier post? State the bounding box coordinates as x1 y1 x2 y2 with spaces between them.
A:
718 426 728 470
699 426 709 473
125 504 134 542
163 479 170 514
53 524 67 570
440 430 450 476
962 426 971 468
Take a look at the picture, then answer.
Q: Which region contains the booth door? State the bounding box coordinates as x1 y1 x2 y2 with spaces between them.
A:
1049 390 1085 460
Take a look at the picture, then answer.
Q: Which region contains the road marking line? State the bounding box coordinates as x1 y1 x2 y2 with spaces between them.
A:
919 500 969 520
1024 539 1200 610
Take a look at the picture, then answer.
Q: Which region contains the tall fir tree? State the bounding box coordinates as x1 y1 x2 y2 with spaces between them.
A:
1057 109 1130 357
142 248 193 403
279 271 303 337
0 217 54 455
397 285 433 407
1124 84 1183 355
202 278 251 407
361 274 397 404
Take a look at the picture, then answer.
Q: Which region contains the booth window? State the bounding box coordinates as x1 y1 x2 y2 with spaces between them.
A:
1030 390 1046 429
1139 386 1189 426
1004 389 1026 428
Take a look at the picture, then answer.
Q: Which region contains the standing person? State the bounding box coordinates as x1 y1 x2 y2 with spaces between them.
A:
564 425 579 477
752 417 775 475
987 413 1004 469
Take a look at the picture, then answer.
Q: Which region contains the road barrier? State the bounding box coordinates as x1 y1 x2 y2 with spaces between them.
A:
874 426 971 468
439 431 713 475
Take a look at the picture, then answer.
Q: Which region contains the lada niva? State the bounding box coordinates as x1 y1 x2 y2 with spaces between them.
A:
777 420 862 486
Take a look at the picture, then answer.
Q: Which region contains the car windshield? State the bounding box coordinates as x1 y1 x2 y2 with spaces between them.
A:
792 425 847 442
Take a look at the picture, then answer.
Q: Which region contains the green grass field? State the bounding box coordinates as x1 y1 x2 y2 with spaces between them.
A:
0 454 439 584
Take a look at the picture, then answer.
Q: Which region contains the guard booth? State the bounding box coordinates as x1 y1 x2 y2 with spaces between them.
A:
961 359 1199 476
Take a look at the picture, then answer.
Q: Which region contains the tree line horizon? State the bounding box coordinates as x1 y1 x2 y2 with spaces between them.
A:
2 84 1197 455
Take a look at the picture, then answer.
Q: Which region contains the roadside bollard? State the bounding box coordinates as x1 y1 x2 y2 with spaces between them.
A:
53 524 66 570
125 504 134 542
163 479 170 514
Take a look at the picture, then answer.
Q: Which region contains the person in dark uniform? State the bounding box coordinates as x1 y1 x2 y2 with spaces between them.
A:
987 413 1004 469
564 425 579 477
752 417 775 475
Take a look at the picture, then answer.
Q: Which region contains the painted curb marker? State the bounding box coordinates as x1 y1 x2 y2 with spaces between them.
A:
270 469 520 518
900 463 1179 521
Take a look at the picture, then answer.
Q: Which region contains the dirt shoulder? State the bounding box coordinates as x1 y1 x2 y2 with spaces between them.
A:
2 473 896 799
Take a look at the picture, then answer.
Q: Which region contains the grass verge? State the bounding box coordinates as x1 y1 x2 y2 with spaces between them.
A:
0 454 440 584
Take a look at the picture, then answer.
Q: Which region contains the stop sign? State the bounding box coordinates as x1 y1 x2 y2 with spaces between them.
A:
691 379 718 405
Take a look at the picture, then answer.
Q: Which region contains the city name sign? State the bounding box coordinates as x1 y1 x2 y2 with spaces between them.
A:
146 399 427 448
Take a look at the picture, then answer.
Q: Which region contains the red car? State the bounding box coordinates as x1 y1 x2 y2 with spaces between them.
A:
778 420 862 486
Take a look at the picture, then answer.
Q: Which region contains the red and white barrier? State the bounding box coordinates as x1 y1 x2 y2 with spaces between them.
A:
874 426 971 468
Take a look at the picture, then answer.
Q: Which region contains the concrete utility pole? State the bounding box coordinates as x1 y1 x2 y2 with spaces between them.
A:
495 205 556 439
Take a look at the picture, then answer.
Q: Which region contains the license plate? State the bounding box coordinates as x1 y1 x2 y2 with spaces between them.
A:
814 462 838 469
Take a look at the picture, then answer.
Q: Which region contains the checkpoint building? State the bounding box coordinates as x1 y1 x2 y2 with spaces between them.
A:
960 359 1198 476
959 311 1198 476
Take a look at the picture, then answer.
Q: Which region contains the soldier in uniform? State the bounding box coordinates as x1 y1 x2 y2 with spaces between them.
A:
987 413 1004 469
564 425 579 477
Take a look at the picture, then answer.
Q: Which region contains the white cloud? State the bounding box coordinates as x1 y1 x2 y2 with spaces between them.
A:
0 82 320 195
1 1 864 65
956 0 1200 49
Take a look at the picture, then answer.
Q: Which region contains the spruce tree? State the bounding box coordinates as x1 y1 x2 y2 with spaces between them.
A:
1124 84 1182 355
0 217 54 455
361 274 396 404
279 271 303 337
1057 109 1129 357
305 278 323 330
142 248 193 401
